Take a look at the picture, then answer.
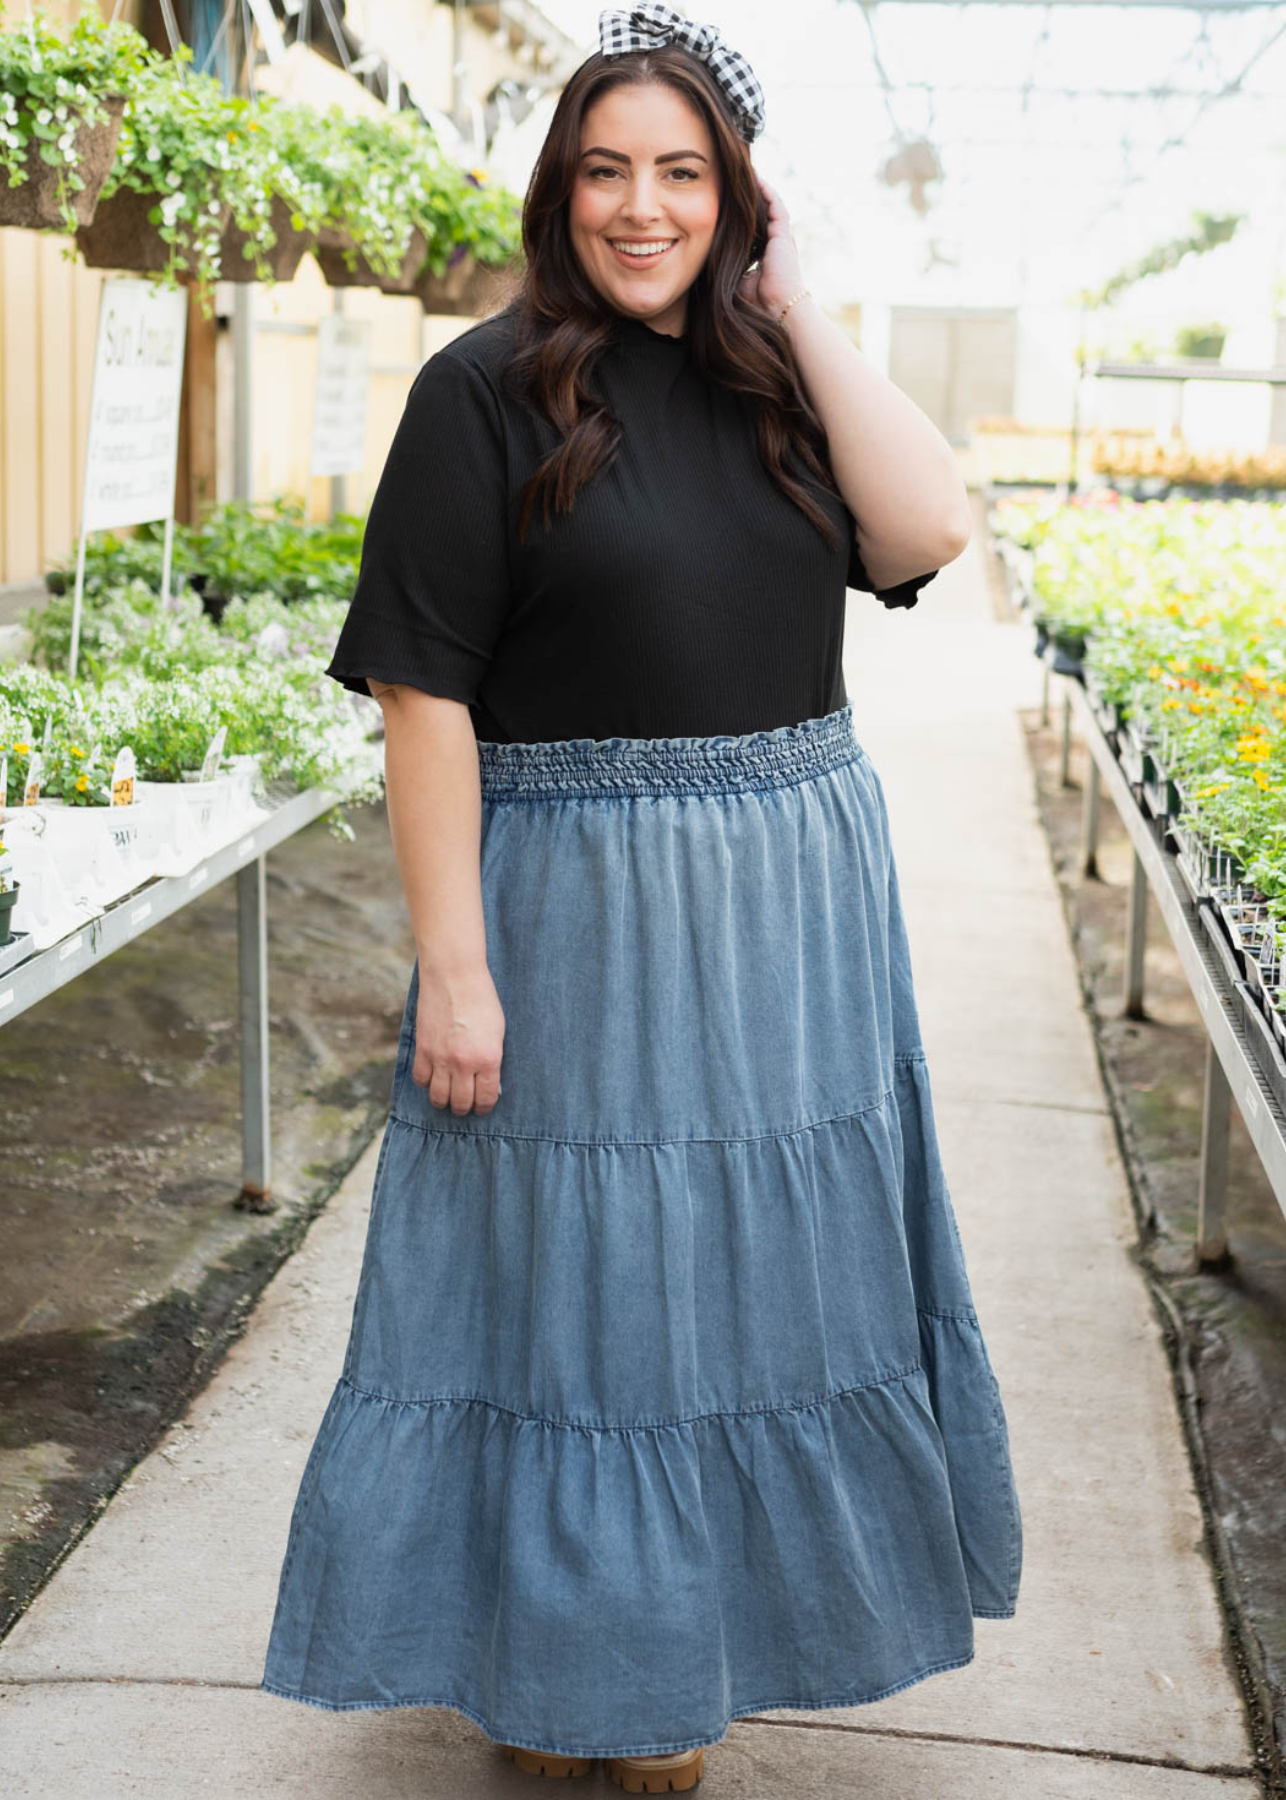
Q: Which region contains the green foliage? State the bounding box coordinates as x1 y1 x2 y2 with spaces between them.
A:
1173 321 1227 359
0 5 149 229
992 490 1286 909
1 8 523 302
9 506 382 830
1076 210 1243 311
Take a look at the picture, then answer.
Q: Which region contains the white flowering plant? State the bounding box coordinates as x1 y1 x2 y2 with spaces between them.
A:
98 49 294 302
272 104 519 283
0 5 149 230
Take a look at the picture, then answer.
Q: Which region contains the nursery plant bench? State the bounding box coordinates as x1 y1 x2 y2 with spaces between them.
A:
1062 670 1286 1264
0 781 345 1211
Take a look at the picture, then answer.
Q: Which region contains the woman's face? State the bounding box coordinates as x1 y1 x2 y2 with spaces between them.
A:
568 83 721 338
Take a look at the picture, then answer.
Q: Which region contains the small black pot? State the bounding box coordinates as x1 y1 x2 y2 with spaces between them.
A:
191 576 231 624
0 881 19 947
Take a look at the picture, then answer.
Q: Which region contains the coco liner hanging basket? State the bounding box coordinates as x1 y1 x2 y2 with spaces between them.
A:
220 193 317 284
314 224 427 292
0 94 126 232
413 248 519 317
76 183 231 275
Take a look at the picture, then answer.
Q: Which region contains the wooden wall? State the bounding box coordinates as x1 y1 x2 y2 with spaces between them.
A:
0 1 507 585
0 231 106 585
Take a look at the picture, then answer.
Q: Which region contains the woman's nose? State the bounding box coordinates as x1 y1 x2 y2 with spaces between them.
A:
619 181 665 221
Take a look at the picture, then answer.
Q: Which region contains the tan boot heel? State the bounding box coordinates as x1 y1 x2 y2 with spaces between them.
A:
500 1742 596 1778
604 1745 705 1792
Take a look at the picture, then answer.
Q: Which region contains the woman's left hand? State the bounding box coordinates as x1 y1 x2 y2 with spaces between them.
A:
739 174 807 318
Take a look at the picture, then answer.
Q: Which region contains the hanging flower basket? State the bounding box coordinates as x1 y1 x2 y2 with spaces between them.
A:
314 224 426 292
0 93 126 232
220 192 317 284
414 249 517 317
76 183 231 276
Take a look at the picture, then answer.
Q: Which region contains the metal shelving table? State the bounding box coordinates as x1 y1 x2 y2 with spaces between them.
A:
0 781 346 1209
1061 669 1286 1261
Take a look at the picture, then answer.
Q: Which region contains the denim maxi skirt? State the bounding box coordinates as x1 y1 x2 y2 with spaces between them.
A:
259 702 1023 1757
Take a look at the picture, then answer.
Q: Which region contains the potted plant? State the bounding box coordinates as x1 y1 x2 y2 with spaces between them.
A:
216 94 324 285
410 165 522 314
288 107 431 291
0 842 19 946
1175 321 1227 360
75 51 269 303
0 9 147 232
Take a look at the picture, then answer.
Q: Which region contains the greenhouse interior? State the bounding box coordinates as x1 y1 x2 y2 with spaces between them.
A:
2 0 1286 1794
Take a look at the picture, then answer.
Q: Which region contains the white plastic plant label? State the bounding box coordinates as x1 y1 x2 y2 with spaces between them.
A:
111 745 137 808
23 750 43 806
200 725 228 784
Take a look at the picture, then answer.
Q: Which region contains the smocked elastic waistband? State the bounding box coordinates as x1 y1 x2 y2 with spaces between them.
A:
475 704 865 800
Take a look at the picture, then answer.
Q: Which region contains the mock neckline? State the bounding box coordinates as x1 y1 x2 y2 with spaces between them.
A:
613 312 690 353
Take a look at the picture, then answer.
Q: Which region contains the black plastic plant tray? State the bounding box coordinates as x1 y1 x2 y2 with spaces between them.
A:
1198 898 1249 990
1234 979 1286 1116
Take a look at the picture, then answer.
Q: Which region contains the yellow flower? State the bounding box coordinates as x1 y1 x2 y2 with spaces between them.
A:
1161 697 1182 710
1196 782 1232 797
1252 768 1271 790
15 741 29 755
75 775 88 792
70 744 84 758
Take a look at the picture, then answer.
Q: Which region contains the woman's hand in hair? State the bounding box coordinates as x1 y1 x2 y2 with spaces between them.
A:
739 173 806 318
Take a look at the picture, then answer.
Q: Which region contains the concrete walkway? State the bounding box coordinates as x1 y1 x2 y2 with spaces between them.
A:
0 529 1263 1796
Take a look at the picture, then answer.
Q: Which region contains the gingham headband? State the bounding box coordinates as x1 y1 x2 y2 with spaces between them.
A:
597 4 766 143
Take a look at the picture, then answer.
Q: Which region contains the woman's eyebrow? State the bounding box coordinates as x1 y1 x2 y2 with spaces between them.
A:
580 147 709 164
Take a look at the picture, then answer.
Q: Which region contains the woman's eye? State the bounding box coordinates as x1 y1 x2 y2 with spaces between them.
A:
587 166 700 181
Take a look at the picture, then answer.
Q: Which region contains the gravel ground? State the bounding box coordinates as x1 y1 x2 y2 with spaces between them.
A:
0 793 412 1634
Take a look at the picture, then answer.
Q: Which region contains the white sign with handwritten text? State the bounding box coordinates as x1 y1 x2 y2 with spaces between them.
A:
82 279 188 533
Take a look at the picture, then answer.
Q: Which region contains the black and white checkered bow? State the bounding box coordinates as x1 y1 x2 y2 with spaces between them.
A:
597 4 766 143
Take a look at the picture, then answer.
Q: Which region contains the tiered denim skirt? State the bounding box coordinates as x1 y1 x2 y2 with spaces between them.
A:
260 702 1022 1757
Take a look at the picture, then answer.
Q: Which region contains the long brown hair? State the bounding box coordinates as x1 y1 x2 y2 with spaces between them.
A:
498 46 848 552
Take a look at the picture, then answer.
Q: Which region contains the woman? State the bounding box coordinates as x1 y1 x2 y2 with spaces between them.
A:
260 6 1022 1791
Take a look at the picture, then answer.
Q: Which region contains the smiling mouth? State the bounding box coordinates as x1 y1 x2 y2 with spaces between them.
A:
607 238 679 265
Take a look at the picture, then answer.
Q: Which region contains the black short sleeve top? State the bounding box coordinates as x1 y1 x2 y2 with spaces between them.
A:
324 303 937 743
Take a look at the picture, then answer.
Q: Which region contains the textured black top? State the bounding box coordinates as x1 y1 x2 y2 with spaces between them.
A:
324 302 937 744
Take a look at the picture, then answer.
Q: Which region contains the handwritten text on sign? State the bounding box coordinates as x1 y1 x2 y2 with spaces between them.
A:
310 315 372 479
82 280 187 533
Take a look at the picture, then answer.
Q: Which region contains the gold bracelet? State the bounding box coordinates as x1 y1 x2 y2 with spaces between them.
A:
778 287 812 324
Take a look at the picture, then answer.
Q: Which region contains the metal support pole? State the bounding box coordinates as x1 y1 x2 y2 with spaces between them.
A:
1079 748 1101 878
232 284 254 501
1059 682 1073 787
329 286 347 519
1039 656 1050 727
1197 1036 1232 1265
237 853 274 1210
1124 847 1148 1018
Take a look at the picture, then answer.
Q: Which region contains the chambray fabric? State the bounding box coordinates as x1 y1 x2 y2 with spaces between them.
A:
259 703 1022 1757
